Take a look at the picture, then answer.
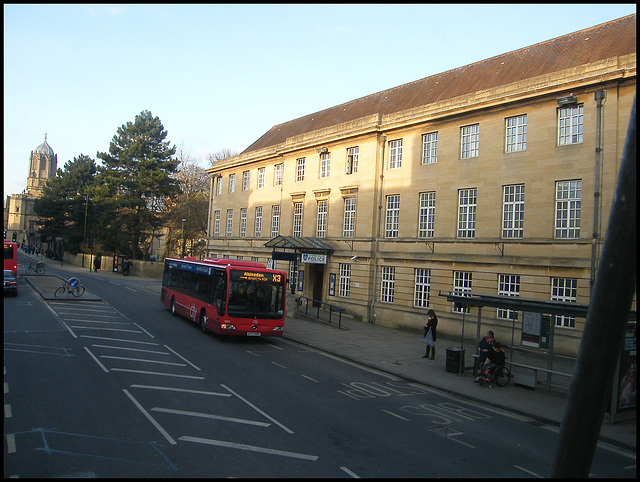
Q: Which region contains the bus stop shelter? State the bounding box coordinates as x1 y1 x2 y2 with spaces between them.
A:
438 291 636 421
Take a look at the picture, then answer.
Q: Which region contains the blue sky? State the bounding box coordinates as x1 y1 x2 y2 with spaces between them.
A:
3 4 636 197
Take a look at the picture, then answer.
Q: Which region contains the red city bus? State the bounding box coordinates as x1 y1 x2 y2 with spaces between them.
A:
161 257 287 336
4 240 18 276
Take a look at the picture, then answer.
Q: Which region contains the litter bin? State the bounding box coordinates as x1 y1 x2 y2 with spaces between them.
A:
446 347 465 373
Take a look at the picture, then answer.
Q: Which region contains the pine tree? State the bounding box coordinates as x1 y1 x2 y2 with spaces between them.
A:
95 111 178 259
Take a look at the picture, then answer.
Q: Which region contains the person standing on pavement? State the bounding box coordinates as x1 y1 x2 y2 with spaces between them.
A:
422 309 438 359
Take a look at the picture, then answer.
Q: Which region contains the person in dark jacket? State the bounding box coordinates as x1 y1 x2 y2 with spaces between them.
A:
476 341 506 383
477 330 495 364
422 309 438 360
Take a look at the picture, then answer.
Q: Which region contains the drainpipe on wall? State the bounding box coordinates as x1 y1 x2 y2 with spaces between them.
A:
590 90 606 296
370 134 387 324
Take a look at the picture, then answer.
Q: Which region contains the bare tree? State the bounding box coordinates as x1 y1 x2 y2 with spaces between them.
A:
162 144 211 258
207 148 239 166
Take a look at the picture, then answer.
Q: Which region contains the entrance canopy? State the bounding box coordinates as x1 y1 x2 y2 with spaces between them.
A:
264 235 334 254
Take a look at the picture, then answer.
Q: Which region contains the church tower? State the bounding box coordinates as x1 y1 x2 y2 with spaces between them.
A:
26 133 57 197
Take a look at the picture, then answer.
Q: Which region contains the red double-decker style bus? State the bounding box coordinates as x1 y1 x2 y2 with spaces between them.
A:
161 257 287 336
4 240 18 276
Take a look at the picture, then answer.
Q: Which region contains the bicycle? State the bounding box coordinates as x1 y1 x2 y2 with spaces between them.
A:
26 261 46 274
54 277 86 297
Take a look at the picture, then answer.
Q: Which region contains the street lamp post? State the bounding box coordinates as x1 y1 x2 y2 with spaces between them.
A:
83 194 89 246
181 218 186 258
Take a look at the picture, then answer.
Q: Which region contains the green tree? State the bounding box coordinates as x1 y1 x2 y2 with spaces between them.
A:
95 110 179 259
33 154 98 254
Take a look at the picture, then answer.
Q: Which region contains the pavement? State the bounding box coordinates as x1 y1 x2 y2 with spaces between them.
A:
17 252 637 454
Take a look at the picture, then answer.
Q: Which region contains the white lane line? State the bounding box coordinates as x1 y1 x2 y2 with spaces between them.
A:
133 323 155 338
66 319 129 325
300 374 319 383
99 356 186 367
125 287 137 292
129 384 232 397
80 335 159 345
316 352 398 380
381 409 410 421
513 465 544 478
122 389 176 445
152 407 271 427
180 436 318 461
340 466 360 478
6 434 16 453
5 404 12 418
263 341 284 350
271 361 287 369
70 326 142 333
91 344 170 355
164 345 201 371
222 384 294 434
110 368 204 379
84 347 109 372
36 295 77 338
275 338 315 351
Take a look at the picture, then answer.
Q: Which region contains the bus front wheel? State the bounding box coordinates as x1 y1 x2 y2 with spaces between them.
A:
200 310 208 334
171 297 177 316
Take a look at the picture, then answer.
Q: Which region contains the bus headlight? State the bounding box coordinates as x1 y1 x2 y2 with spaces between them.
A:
272 326 284 331
220 323 236 330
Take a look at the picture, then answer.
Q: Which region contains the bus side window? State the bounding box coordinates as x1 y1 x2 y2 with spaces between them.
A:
213 272 226 316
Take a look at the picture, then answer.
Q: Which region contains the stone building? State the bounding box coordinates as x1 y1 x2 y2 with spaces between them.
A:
4 134 58 248
205 15 636 355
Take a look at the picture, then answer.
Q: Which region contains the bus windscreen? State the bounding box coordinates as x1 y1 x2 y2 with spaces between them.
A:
227 269 285 319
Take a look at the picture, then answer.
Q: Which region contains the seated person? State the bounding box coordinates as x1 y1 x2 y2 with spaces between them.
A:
475 341 506 383
476 330 495 371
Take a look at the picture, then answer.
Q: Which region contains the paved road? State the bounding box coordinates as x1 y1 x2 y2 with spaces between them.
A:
4 254 635 478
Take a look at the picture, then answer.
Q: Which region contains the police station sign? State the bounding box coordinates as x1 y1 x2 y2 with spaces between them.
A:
301 253 327 264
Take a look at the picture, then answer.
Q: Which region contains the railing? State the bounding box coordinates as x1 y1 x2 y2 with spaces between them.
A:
295 296 345 329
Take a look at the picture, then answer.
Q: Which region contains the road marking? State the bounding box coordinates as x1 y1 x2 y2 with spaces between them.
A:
222 384 294 434
133 323 155 338
6 434 16 453
122 389 176 445
111 368 204 379
129 384 232 397
263 341 284 350
164 345 201 371
340 466 360 478
70 326 142 333
271 361 287 369
36 294 77 338
276 338 315 352
514 465 544 478
66 319 129 325
91 344 170 355
316 352 398 380
180 436 318 461
99 355 187 367
540 422 621 458
5 404 12 418
3 343 74 357
152 407 271 427
125 287 137 293
381 409 410 421
80 335 159 345
84 347 109 372
300 374 319 383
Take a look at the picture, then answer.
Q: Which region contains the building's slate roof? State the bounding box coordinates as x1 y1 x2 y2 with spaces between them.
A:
242 14 636 154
